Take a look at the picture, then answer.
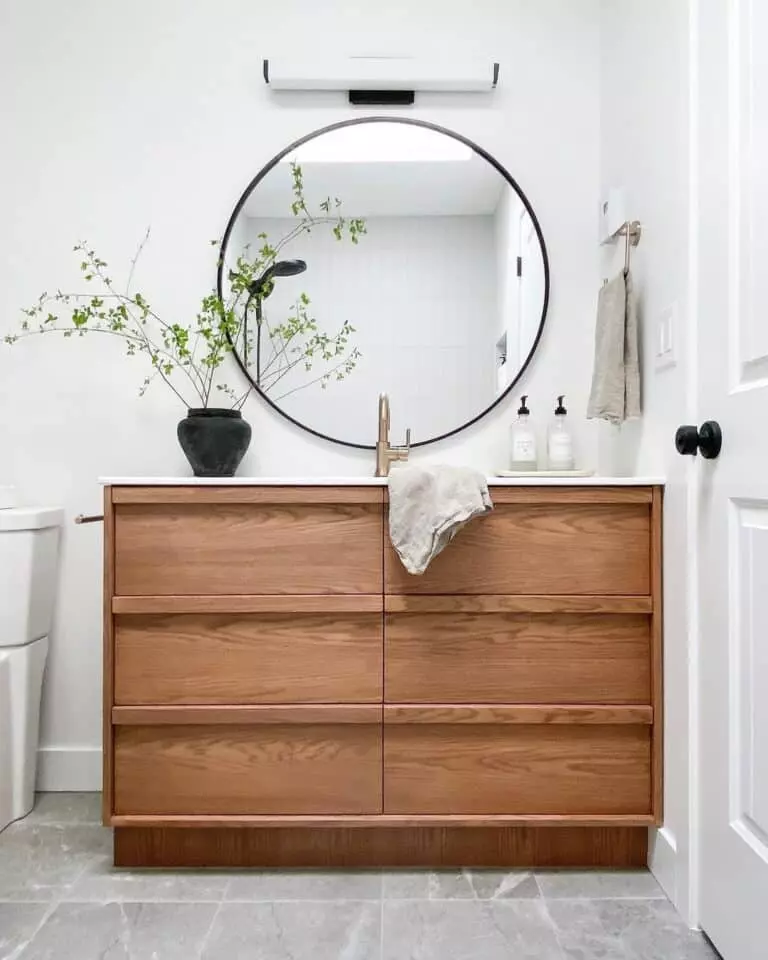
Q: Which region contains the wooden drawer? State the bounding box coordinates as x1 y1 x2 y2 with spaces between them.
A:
115 612 383 705
114 713 382 816
385 611 650 704
112 488 383 595
385 493 651 596
384 708 651 816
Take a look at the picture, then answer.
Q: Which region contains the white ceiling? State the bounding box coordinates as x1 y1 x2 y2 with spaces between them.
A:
241 152 507 218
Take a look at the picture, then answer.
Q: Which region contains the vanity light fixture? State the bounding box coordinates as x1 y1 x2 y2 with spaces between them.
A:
263 57 499 105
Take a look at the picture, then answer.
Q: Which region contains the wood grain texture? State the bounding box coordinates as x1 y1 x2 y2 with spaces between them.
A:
385 613 651 704
384 595 653 614
651 486 664 824
113 825 649 868
383 705 653 725
111 814 657 828
113 595 382 614
114 724 382 816
114 613 382 704
384 725 651 816
449 487 654 505
112 705 382 725
115 502 383 595
104 481 663 864
112 486 384 505
102 486 115 826
385 503 651 595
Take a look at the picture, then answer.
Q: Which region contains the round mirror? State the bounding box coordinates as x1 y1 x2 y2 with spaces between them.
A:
217 118 549 449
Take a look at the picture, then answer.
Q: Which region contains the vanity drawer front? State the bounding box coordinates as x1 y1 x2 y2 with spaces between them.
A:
113 494 383 595
115 612 383 705
114 720 382 816
383 715 651 816
385 499 651 596
385 612 650 704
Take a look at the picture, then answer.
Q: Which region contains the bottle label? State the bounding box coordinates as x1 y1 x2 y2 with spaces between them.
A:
548 433 573 466
513 437 536 461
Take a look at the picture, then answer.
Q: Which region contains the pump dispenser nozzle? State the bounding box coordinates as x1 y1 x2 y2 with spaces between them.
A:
518 395 530 416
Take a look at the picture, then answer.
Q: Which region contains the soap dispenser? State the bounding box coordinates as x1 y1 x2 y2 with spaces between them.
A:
547 395 574 470
510 395 538 471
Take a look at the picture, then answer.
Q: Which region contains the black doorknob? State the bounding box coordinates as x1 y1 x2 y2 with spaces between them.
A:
675 421 722 459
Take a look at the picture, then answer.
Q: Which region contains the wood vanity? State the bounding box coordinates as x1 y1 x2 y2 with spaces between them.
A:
101 480 663 868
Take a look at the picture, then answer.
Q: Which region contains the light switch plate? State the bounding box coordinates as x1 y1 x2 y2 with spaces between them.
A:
655 302 678 371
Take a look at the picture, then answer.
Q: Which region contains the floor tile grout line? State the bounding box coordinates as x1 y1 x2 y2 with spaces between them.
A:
535 895 668 902
0 895 672 911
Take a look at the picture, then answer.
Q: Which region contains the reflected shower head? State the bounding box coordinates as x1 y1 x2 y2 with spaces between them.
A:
248 259 307 296
270 259 307 278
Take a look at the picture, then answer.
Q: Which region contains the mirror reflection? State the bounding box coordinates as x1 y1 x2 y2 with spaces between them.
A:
221 120 548 447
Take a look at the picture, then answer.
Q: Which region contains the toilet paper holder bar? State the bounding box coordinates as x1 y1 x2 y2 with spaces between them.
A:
74 514 104 524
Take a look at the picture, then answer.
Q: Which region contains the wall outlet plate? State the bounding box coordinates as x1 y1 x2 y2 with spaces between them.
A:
655 302 678 371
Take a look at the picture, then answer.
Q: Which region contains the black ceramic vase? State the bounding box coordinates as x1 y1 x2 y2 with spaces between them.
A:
177 408 252 477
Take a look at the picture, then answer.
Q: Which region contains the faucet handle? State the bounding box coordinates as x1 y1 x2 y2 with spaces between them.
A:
404 428 411 450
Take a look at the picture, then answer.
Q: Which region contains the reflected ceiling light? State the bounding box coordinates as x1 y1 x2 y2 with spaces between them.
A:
281 125 473 164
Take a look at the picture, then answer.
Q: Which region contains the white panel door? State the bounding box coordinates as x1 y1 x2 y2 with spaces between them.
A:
697 1 768 956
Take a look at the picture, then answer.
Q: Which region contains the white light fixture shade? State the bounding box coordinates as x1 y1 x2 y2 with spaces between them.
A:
264 57 499 93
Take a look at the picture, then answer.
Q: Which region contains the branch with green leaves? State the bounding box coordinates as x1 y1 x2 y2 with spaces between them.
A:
4 239 246 408
3 161 367 409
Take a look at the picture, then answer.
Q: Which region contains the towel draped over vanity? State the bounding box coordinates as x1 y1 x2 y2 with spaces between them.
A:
388 464 493 575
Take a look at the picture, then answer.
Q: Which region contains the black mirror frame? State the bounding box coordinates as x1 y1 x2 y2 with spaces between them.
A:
217 115 550 451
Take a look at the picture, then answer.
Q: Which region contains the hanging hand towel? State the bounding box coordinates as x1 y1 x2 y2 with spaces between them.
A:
388 464 493 575
587 269 641 423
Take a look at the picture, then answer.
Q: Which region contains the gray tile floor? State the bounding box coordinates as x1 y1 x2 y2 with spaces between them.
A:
0 794 719 959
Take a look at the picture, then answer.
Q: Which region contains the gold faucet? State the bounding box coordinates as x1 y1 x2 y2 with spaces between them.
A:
375 393 411 477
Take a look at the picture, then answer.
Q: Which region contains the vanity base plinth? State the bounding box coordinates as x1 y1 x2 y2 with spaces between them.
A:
113 826 648 869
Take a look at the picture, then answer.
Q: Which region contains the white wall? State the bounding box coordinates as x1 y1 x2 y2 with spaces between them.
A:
0 0 600 788
600 0 697 924
244 214 498 445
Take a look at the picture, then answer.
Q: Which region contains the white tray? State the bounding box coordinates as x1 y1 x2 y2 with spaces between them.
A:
496 469 595 478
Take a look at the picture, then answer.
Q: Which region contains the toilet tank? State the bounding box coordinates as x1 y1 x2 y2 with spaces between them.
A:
0 507 64 648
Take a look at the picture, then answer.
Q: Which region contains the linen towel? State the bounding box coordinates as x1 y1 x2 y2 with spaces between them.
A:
388 464 493 575
587 269 641 423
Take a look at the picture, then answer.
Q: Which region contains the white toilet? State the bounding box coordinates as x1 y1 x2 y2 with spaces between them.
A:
0 498 63 831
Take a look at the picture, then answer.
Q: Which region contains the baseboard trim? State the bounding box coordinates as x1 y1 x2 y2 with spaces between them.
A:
648 826 677 903
36 747 102 792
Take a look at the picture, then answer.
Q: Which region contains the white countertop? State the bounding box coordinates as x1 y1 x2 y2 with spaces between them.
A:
100 475 665 487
